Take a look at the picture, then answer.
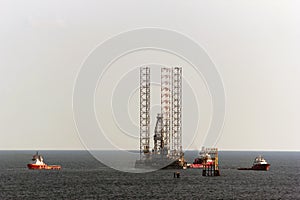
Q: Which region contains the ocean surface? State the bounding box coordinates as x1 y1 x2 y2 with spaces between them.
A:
0 151 299 199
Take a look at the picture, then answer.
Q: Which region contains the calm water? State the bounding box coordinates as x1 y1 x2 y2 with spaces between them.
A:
0 151 299 199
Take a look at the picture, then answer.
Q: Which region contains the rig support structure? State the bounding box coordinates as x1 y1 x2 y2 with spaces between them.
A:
137 66 185 169
202 148 220 176
139 66 150 159
171 67 183 159
161 67 172 156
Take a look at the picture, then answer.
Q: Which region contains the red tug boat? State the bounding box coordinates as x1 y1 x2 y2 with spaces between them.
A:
238 155 270 171
27 151 61 170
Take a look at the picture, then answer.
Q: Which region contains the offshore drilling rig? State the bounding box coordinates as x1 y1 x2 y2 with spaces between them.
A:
135 66 186 169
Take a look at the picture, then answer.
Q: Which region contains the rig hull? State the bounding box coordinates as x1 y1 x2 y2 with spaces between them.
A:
135 157 187 170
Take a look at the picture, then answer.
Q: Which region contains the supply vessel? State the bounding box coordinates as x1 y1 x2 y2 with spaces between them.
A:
238 155 270 171
27 151 61 170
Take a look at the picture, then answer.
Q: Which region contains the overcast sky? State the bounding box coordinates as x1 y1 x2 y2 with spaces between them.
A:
0 0 299 151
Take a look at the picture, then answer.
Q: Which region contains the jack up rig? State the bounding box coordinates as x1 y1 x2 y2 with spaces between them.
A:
135 66 186 169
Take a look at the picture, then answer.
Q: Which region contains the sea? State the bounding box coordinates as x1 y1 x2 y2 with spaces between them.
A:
0 151 299 199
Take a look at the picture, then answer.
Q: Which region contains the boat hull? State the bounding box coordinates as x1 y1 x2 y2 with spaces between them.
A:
27 164 61 170
251 164 270 171
189 163 203 169
238 164 270 171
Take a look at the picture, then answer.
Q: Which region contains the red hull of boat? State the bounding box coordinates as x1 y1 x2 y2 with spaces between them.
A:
189 164 203 169
27 164 61 170
238 164 270 171
251 164 270 171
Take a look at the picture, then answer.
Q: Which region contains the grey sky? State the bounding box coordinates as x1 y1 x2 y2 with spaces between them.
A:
0 1 299 150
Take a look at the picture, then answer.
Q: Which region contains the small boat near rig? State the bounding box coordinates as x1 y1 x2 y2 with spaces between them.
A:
238 155 270 171
189 153 214 169
27 152 61 170
188 147 214 169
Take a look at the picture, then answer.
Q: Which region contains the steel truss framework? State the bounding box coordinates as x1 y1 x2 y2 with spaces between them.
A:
139 67 150 159
171 67 182 158
161 68 171 156
139 66 182 160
